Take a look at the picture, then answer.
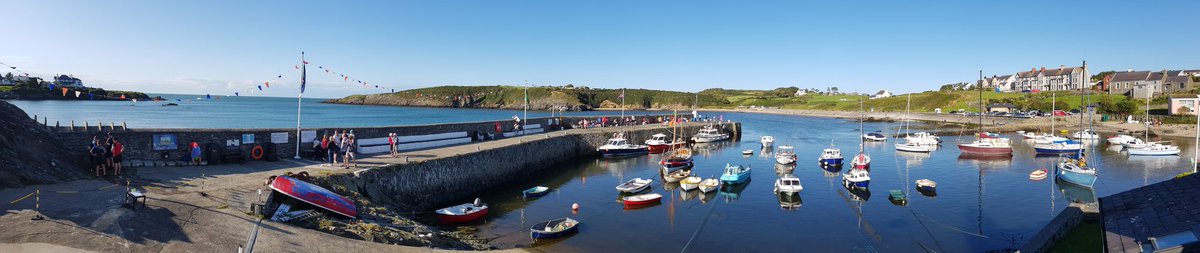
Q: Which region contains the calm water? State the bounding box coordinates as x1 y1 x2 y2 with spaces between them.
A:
472 112 1194 253
8 97 1193 252
5 94 626 129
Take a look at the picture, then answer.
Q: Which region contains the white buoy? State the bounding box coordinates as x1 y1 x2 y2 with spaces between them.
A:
474 198 482 207
571 203 580 211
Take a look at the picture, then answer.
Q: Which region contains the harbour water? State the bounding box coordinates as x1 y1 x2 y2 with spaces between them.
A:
7 97 1194 252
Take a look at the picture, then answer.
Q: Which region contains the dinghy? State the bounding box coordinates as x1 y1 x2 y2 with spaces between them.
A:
530 218 580 239
435 199 488 224
615 178 653 193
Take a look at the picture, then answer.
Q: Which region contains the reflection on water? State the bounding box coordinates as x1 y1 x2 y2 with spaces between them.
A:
468 112 1195 252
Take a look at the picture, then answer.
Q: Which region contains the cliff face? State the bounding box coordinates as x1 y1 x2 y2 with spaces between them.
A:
0 100 90 189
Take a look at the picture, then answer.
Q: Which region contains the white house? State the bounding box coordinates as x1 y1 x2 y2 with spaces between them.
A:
981 75 1016 92
794 89 808 96
55 75 84 88
869 90 892 99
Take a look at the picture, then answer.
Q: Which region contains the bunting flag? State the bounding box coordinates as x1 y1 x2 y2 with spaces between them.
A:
265 81 270 88
257 85 263 91
619 89 625 99
235 92 239 97
120 95 126 99
75 91 81 97
206 94 212 99
62 88 67 96
88 93 94 100
300 59 306 94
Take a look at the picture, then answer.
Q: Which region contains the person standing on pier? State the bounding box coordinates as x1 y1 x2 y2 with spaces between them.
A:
89 136 106 177
329 130 341 166
389 133 398 158
110 137 123 176
321 134 331 163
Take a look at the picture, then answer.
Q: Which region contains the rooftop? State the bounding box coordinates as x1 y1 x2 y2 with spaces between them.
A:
1101 174 1200 253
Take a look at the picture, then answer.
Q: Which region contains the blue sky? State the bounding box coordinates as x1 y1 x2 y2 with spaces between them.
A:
3 1 1198 98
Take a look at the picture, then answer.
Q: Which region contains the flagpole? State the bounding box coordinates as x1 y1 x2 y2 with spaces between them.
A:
293 52 304 159
523 81 528 134
620 88 625 122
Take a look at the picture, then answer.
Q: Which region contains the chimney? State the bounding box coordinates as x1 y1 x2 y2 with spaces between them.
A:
1060 65 1065 69
1041 67 1046 72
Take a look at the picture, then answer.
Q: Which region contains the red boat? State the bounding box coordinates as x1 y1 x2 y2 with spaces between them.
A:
645 134 686 154
957 139 1013 155
623 193 662 208
660 148 694 170
435 201 489 224
269 176 357 218
850 153 871 170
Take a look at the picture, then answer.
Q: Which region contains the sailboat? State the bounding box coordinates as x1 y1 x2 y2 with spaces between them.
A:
844 99 872 190
957 70 1013 155
896 94 935 153
849 99 872 169
1056 61 1099 188
1128 91 1181 156
660 109 694 173
1034 92 1085 154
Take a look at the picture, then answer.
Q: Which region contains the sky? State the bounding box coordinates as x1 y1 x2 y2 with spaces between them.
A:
3 0 1198 99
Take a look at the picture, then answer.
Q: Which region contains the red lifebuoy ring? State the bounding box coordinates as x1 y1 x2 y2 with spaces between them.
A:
251 145 265 160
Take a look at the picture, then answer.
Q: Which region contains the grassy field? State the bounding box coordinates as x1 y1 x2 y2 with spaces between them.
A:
0 86 11 92
709 89 1129 113
1049 221 1102 253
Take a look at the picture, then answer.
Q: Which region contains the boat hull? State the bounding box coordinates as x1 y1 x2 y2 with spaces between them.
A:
269 176 358 218
819 158 844 166
1034 147 1085 154
843 179 869 189
599 148 648 157
1056 167 1097 188
720 174 750 185
437 207 488 224
523 187 550 198
1127 149 1181 156
956 144 1013 154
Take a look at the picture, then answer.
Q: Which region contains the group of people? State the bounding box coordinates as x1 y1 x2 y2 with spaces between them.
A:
318 130 359 168
88 134 124 177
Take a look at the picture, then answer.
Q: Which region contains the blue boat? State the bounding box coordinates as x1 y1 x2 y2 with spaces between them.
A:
1055 161 1097 188
530 217 580 239
842 168 870 189
719 164 751 184
818 144 844 166
522 186 550 198
1034 139 1085 154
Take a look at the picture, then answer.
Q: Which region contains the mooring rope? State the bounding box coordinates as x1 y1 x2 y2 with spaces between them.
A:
679 197 720 253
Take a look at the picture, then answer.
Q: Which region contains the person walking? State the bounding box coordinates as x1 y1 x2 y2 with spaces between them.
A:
345 135 358 168
388 133 398 158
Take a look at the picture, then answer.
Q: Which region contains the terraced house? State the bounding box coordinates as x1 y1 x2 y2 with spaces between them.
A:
1013 65 1089 92
1104 70 1196 98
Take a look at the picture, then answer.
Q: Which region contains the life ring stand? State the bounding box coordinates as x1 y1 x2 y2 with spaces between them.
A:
251 145 265 160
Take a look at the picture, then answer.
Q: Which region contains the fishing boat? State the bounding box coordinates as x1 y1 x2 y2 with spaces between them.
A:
680 176 702 191
1127 142 1181 156
1033 139 1085 154
615 178 653 193
530 217 580 239
842 168 870 189
741 149 753 155
645 134 681 154
1029 169 1048 181
268 175 358 218
720 164 751 184
777 191 802 210
665 169 691 183
863 131 887 142
691 125 730 143
818 144 844 166
597 133 649 157
660 148 694 171
775 145 797 164
761 136 775 146
435 200 488 224
1071 129 1100 140
622 193 663 208
1056 160 1097 188
888 190 907 206
1107 134 1136 145
773 174 803 193
895 142 934 153
915 179 937 192
699 178 721 193
522 186 550 198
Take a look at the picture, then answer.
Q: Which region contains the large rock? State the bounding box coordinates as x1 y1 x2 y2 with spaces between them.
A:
0 100 89 189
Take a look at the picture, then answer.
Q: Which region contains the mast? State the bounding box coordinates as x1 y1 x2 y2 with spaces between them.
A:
859 98 865 153
978 70 984 136
293 51 306 159
523 80 528 134
1081 60 1088 159
1051 93 1056 134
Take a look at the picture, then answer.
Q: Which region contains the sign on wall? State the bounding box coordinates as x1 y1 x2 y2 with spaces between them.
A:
271 132 289 144
242 134 255 144
152 134 178 151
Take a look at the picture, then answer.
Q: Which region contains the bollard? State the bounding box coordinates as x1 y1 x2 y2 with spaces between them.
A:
43 117 47 127
84 121 89 132
70 121 75 132
55 121 60 132
33 115 37 122
110 122 115 131
122 122 127 131
32 188 43 220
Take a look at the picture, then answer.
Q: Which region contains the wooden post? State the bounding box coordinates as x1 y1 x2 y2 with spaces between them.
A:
122 122 127 131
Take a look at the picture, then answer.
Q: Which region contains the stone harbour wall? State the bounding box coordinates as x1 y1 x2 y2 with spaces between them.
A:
324 122 740 211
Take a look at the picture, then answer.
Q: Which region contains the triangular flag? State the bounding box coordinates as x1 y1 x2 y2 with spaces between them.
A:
61 88 68 96
265 81 269 88
120 95 126 99
257 85 263 91
235 92 239 96
75 91 81 97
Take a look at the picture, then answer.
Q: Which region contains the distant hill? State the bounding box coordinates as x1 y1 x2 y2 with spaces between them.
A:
326 86 727 111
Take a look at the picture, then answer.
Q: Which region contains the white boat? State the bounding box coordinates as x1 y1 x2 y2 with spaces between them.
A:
842 168 870 189
1032 136 1069 145
862 132 887 142
698 178 720 193
775 145 797 164
1071 129 1100 140
895 142 934 153
679 176 702 191
1127 142 1181 156
597 133 649 157
1107 134 1136 145
1120 138 1149 149
691 125 730 143
615 178 653 193
1029 169 1048 181
645 133 669 146
742 149 753 155
774 175 803 193
761 136 774 146
665 169 691 183
904 132 941 146
915 179 937 191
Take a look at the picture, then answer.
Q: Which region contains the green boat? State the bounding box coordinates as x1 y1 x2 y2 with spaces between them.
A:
888 190 907 206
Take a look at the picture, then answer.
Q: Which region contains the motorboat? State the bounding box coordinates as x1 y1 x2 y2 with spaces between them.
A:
818 145 844 166
742 149 753 155
1127 142 1181 156
1029 169 1048 181
1107 134 1136 145
530 217 580 239
775 145 797 164
761 136 774 146
1120 138 1150 149
522 186 550 198
622 193 663 208
680 176 702 191
645 134 685 154
435 200 488 224
849 152 871 170
597 133 649 157
615 178 653 193
665 169 691 183
895 142 934 153
659 148 694 171
699 178 721 193
1033 139 1085 154
1056 160 1097 188
904 132 941 146
915 179 937 192
957 137 1013 155
863 131 887 142
774 174 803 193
691 125 730 143
842 168 870 189
1071 129 1100 140
777 191 803 210
720 164 751 184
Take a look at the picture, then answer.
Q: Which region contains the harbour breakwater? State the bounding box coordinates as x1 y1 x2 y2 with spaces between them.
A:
321 122 741 211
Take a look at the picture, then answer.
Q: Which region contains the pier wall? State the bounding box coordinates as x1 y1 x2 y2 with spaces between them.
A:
323 122 741 210
51 115 681 162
